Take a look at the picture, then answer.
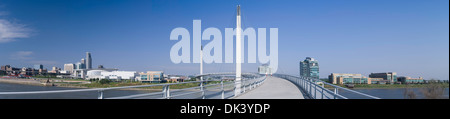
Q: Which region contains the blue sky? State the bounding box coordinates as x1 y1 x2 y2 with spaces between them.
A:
0 0 448 80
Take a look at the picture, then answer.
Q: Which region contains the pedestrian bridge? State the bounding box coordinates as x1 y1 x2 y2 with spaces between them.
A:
0 73 380 99
235 76 304 99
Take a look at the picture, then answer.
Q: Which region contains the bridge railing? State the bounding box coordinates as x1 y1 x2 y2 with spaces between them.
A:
0 73 266 99
274 74 380 99
240 75 267 94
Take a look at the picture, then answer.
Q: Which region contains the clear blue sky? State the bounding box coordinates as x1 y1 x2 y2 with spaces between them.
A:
0 0 448 80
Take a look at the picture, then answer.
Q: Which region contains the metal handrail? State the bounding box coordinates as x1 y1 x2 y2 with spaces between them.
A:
0 80 206 95
0 73 267 99
274 74 380 99
107 91 165 99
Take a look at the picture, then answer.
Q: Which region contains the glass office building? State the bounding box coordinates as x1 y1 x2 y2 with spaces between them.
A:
138 71 164 83
300 57 319 79
329 73 368 84
369 72 397 84
397 76 424 84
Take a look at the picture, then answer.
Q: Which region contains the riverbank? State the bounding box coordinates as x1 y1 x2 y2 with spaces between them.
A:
1 77 90 84
326 83 449 89
0 78 43 86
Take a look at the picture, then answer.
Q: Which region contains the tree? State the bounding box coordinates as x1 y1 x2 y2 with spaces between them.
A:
99 79 111 85
420 79 445 99
404 88 417 99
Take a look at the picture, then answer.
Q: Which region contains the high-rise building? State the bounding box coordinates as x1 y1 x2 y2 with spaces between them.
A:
33 64 43 70
64 64 75 73
369 72 397 84
79 58 87 69
81 58 86 65
300 57 319 79
75 62 86 69
86 52 92 69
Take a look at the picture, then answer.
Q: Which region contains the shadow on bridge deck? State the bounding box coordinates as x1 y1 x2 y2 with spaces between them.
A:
234 76 304 99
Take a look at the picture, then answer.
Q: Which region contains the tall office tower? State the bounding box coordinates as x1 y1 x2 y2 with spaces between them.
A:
235 5 242 96
81 58 85 65
75 62 83 70
300 57 319 79
86 52 92 69
81 58 86 69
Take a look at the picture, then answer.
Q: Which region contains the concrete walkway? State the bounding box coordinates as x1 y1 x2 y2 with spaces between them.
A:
235 76 304 99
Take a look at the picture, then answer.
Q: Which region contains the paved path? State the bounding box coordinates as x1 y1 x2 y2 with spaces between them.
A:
235 76 304 99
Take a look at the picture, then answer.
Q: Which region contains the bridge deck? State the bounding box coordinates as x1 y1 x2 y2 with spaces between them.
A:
235 76 304 99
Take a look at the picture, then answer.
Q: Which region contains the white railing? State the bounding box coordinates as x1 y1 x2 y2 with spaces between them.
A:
0 73 266 99
274 74 380 99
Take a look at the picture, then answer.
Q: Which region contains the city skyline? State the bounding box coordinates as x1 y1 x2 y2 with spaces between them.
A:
0 0 448 80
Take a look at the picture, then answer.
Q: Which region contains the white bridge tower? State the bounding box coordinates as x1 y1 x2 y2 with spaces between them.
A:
235 5 242 96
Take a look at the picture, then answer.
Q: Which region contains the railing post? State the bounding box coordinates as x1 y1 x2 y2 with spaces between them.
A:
201 77 205 99
98 89 104 99
303 78 305 91
334 88 338 99
321 88 324 99
314 83 317 99
309 80 312 99
304 78 306 92
221 79 224 99
250 79 253 90
301 78 303 90
251 78 253 89
162 85 167 99
166 85 171 99
304 78 306 91
253 77 256 88
243 78 246 93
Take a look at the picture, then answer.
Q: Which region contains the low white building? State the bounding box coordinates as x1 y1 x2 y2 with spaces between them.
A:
86 70 137 81
102 71 137 80
86 70 103 79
